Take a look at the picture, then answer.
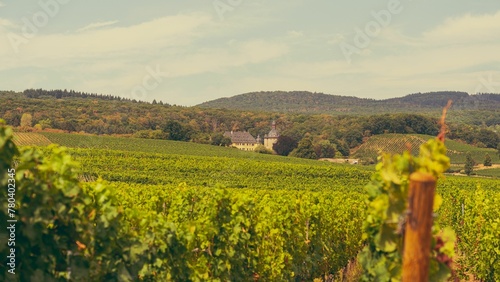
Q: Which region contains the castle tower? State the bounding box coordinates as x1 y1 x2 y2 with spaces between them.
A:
264 121 279 150
256 134 262 144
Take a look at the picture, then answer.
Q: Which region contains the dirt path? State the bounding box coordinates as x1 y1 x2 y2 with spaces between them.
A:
474 164 500 170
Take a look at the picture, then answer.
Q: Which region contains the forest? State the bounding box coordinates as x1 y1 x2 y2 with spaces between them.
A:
198 90 500 118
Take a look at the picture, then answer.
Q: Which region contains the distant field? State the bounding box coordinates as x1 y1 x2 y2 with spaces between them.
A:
39 132 305 159
69 148 373 191
474 168 500 178
28 133 496 193
14 132 499 167
25 132 354 167
353 133 499 164
11 132 372 190
12 132 52 146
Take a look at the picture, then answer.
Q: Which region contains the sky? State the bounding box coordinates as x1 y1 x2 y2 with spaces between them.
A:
1 0 500 106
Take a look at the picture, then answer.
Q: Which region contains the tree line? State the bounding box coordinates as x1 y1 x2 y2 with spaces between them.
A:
23 88 170 105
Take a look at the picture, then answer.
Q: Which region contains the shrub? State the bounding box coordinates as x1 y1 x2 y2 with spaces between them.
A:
254 144 273 154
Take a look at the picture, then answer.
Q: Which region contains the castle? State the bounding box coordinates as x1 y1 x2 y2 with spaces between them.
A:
223 121 279 151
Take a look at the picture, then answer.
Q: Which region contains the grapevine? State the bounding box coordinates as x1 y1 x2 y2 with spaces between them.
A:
358 101 456 281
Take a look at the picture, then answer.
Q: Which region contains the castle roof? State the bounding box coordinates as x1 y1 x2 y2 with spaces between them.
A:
267 129 279 138
266 121 279 138
224 131 257 144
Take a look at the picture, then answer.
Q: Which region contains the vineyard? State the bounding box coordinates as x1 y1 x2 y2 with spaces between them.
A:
68 148 372 191
353 133 499 164
37 132 342 166
37 132 250 157
105 181 366 280
2 127 500 281
437 183 500 280
11 132 52 147
13 132 500 168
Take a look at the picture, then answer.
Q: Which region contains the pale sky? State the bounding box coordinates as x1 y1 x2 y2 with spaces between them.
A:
1 0 500 106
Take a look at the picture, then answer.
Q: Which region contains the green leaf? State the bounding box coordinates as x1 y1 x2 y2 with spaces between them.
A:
375 224 398 253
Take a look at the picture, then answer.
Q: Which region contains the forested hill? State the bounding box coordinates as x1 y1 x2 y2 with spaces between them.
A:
197 91 500 114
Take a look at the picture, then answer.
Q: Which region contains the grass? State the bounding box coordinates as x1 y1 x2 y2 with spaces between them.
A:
474 168 500 178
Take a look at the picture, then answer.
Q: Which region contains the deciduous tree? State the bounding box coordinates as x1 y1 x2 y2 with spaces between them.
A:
314 140 336 158
211 133 232 147
20 113 33 127
164 121 190 141
290 135 317 159
273 135 298 156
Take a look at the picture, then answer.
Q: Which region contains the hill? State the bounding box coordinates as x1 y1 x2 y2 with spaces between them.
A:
352 134 499 164
197 90 500 118
198 91 373 113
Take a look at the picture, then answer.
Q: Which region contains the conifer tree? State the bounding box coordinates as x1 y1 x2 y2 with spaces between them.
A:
483 154 492 167
464 152 474 176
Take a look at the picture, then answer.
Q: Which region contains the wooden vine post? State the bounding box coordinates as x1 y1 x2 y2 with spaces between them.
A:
402 172 437 282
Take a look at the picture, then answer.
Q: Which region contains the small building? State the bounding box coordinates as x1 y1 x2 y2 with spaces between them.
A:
224 131 259 151
264 121 279 150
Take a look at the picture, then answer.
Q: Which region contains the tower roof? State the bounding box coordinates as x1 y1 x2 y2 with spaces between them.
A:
267 128 279 138
266 120 279 138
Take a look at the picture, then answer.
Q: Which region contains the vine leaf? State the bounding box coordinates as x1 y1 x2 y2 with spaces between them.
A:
376 224 398 252
433 194 443 212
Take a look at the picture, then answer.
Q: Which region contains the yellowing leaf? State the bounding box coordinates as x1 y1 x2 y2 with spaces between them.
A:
189 225 196 234
76 241 86 250
433 194 443 212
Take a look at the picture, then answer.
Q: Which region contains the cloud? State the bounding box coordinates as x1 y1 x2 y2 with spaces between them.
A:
269 11 500 99
3 5 500 105
0 13 214 69
286 30 303 38
0 6 290 103
422 11 500 44
327 34 345 45
1 10 288 75
0 18 16 28
77 20 119 32
56 38 289 104
127 39 289 83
